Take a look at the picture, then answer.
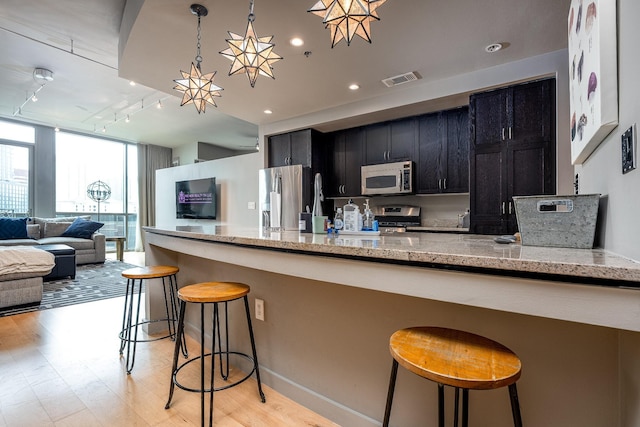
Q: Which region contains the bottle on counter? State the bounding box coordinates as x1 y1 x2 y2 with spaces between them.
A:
334 208 344 231
462 208 470 228
343 199 359 232
363 199 374 231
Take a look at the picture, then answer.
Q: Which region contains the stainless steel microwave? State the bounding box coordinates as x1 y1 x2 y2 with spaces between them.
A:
361 161 413 196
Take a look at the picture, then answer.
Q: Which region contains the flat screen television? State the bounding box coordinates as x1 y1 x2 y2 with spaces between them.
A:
175 177 217 219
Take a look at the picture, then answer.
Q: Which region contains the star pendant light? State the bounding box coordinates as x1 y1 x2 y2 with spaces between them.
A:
174 4 223 114
220 0 282 88
308 0 388 47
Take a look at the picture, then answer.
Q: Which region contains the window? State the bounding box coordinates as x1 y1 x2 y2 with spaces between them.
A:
56 132 138 250
0 120 35 144
0 120 34 216
0 144 31 216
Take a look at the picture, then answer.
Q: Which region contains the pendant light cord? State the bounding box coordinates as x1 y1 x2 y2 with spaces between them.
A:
248 0 255 22
195 13 203 69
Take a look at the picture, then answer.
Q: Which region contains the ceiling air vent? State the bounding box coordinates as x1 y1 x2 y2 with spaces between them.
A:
382 72 420 88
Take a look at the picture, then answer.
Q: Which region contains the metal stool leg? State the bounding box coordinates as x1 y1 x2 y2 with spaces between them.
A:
382 359 399 427
161 276 174 340
165 299 187 409
462 388 469 427
125 278 143 374
509 384 523 427
454 387 460 427
167 274 188 358
209 302 217 427
214 302 228 381
243 296 266 402
119 277 133 354
438 383 445 427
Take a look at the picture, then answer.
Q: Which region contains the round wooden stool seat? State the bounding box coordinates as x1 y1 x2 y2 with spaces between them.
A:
122 265 179 279
178 281 250 303
390 326 521 390
383 326 523 427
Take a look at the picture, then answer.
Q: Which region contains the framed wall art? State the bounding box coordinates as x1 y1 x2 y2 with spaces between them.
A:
568 0 618 164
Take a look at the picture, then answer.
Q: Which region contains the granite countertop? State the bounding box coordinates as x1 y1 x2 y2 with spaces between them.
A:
144 226 640 285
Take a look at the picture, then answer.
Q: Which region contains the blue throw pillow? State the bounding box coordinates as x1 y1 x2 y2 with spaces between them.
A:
0 217 29 240
61 217 104 239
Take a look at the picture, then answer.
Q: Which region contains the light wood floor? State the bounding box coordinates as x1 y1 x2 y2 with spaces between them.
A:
0 285 339 426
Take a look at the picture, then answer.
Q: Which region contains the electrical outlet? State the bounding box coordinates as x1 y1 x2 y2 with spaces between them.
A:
255 298 265 321
248 201 256 210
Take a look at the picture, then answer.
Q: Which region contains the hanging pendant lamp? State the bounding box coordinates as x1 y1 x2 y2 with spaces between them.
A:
308 0 388 47
174 4 223 113
220 0 282 88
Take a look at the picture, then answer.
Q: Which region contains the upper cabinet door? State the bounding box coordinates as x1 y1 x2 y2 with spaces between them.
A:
470 89 508 146
364 123 389 165
289 129 313 166
416 108 469 194
416 112 442 193
326 127 364 198
511 79 554 143
389 118 416 162
267 133 291 167
343 127 365 196
444 107 470 194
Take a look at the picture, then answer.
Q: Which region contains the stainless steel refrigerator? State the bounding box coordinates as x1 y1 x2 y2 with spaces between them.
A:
258 164 311 230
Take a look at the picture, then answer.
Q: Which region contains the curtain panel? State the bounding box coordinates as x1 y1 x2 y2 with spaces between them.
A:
136 143 172 250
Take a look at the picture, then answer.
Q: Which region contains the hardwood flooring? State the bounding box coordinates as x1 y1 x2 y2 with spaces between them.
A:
0 290 339 426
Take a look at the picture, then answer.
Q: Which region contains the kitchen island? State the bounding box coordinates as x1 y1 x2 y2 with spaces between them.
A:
144 226 640 427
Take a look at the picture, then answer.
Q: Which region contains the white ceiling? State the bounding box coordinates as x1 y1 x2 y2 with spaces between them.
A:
0 0 571 150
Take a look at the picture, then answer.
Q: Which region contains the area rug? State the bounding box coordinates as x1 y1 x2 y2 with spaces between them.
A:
0 259 139 317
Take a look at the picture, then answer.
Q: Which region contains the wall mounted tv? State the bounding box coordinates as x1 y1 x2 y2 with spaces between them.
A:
175 177 217 219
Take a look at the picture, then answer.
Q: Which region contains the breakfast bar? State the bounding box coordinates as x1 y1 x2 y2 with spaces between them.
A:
143 226 640 427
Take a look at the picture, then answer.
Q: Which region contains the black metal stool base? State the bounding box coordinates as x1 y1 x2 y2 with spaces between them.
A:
171 351 258 393
118 273 187 374
165 295 265 427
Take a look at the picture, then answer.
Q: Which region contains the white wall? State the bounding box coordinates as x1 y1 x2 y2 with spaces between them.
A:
171 142 197 166
575 0 640 262
572 2 640 424
155 152 261 229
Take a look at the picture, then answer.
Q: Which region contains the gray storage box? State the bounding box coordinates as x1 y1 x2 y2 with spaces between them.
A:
513 194 600 249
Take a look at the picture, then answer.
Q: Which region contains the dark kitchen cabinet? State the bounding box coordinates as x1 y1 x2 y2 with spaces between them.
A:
364 118 416 165
416 107 469 194
469 78 556 234
326 127 364 197
268 129 324 168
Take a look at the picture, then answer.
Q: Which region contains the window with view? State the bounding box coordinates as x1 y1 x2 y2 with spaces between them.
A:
55 132 138 250
0 120 34 217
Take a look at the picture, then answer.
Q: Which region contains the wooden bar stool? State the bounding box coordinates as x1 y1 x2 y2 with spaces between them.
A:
383 326 523 427
119 265 186 374
165 281 266 427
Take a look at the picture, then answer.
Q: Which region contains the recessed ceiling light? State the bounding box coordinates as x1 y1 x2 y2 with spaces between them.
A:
290 37 304 47
129 81 136 86
264 109 273 114
349 84 360 91
485 43 503 53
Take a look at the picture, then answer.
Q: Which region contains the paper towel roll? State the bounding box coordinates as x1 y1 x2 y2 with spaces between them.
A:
270 192 281 228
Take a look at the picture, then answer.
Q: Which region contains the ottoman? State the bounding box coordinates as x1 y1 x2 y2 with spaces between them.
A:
37 244 76 281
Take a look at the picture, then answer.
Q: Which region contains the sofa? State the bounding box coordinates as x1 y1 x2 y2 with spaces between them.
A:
0 216 106 265
0 246 55 309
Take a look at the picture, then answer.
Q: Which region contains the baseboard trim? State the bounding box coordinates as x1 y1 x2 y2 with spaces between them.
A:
259 366 381 427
